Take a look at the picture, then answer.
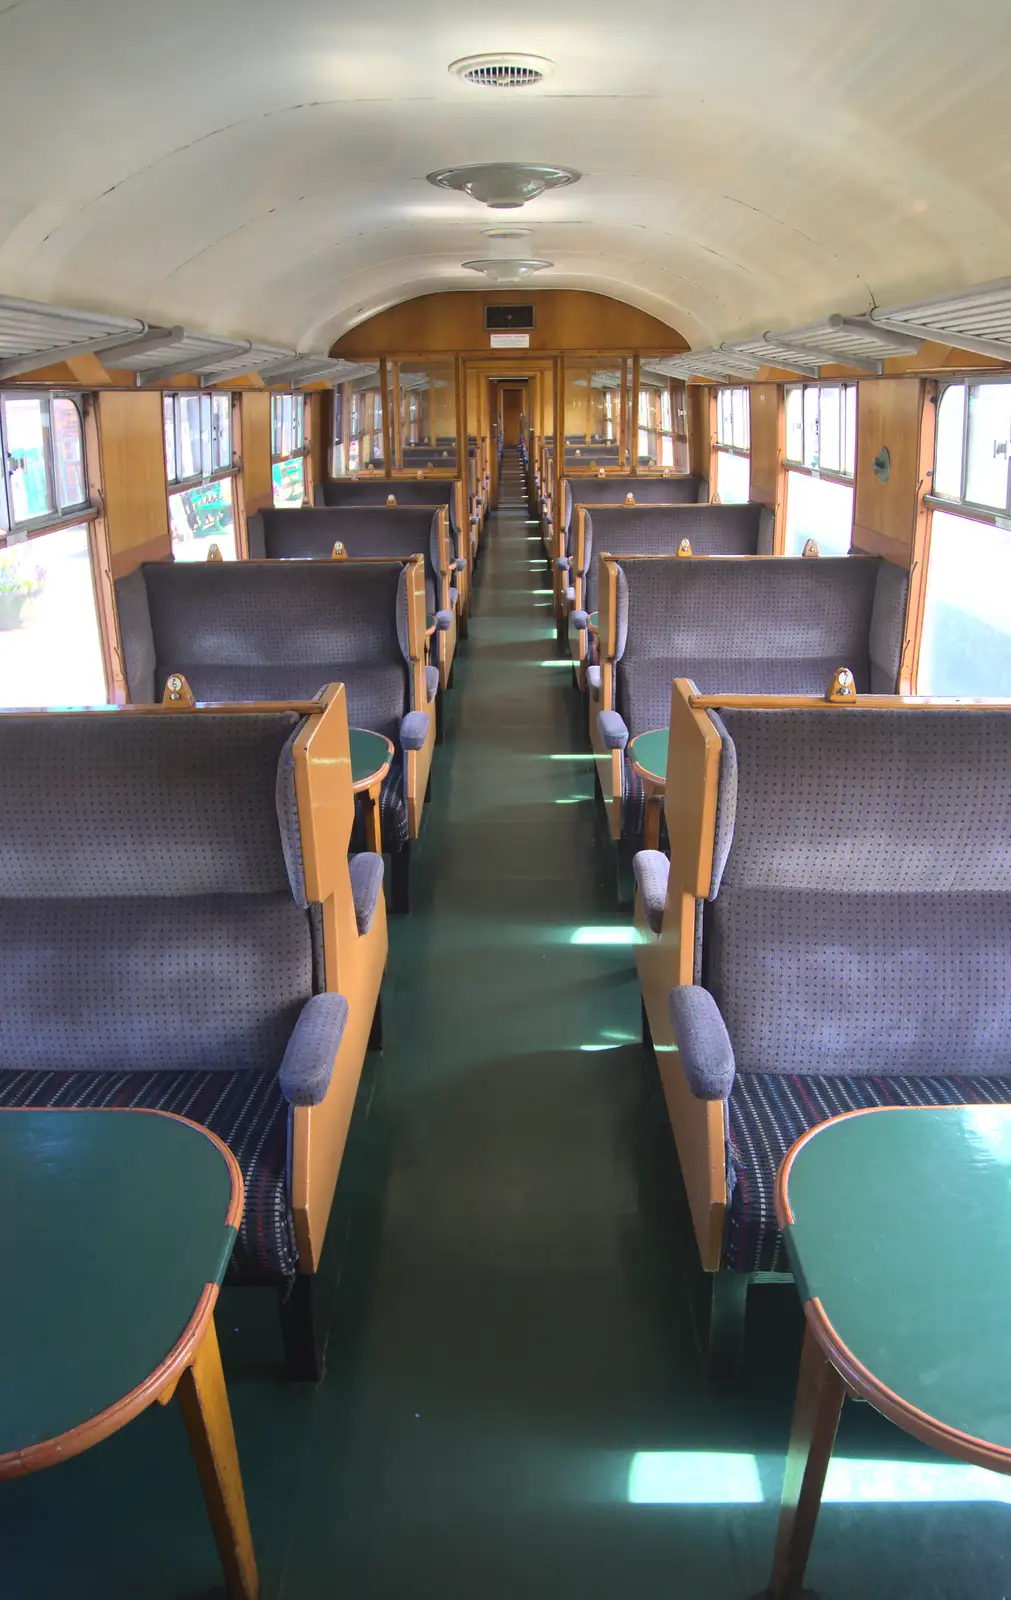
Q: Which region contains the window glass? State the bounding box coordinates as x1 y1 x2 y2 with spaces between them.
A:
933 383 966 499
397 361 456 469
3 397 53 521
272 457 306 507
803 386 820 468
169 476 236 560
784 470 854 556
163 396 177 482
844 384 857 475
211 395 231 473
715 450 750 504
964 382 1011 510
819 386 841 474
177 394 202 480
919 509 1011 694
785 386 803 464
731 388 749 450
0 524 106 706
51 398 87 510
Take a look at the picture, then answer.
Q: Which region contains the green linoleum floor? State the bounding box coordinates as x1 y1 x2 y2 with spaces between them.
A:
3 458 1010 1598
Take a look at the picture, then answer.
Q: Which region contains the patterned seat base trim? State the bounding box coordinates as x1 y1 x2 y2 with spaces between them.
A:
0 1068 296 1284
726 1071 1011 1274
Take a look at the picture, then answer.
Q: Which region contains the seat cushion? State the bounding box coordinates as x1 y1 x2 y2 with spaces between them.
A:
725 1071 1011 1275
0 1068 296 1283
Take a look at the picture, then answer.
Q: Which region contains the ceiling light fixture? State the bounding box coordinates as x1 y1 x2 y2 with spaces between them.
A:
482 226 534 240
427 163 580 210
449 53 555 89
462 258 553 282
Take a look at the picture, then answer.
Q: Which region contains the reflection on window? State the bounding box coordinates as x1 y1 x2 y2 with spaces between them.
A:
272 458 306 507
0 525 107 707
784 383 856 476
638 380 676 467
0 393 89 531
715 450 750 504
919 510 1011 695
170 477 236 561
933 380 1011 514
397 363 456 469
716 388 750 450
564 360 632 468
784 470 854 556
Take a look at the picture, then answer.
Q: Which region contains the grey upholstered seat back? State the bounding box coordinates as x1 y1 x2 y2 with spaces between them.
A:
314 479 460 545
0 712 313 1075
117 562 409 741
249 506 441 612
564 474 703 540
702 708 1011 1077
614 556 902 738
582 503 769 612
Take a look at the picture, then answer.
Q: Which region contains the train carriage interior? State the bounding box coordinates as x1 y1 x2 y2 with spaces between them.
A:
0 3 1010 1597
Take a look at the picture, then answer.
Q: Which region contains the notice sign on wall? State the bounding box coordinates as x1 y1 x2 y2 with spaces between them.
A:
490 332 530 349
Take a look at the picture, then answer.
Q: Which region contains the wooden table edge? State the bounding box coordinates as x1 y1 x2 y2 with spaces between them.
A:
350 731 395 794
0 1108 243 1481
776 1105 1011 1477
628 732 667 789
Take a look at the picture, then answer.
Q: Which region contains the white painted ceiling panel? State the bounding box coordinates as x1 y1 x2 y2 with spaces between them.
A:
0 0 1009 352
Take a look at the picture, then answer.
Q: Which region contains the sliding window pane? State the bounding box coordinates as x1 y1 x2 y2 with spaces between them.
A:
52 397 87 511
211 395 231 473
163 397 177 482
784 470 854 556
177 394 202 480
169 476 236 561
3 397 53 521
933 383 965 499
785 387 803 463
965 383 1011 510
844 384 857 476
731 388 749 450
919 509 1011 694
819 386 841 474
0 524 106 706
803 386 820 469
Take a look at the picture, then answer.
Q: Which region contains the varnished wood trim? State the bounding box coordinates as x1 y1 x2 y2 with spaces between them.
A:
0 1108 242 1481
110 534 172 579
688 691 1011 711
0 700 326 719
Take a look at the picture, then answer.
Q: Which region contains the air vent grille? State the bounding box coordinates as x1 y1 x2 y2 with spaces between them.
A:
450 54 554 89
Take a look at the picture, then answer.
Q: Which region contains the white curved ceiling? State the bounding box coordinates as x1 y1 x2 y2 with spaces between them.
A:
1 0 1009 354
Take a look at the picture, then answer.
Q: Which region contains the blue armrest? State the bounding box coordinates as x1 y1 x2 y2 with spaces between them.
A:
556 556 570 572
278 993 349 1107
633 850 669 936
435 609 452 630
400 711 430 750
668 987 736 1101
571 609 588 631
598 710 628 750
453 557 467 571
586 664 601 695
425 664 440 703
349 853 385 937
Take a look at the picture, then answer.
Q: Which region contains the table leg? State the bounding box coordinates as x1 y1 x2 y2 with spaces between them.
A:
176 1318 260 1600
364 781 383 854
762 1320 846 1600
643 788 662 851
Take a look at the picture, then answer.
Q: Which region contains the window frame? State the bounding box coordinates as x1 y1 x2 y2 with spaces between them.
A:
927 376 1011 524
163 391 235 492
0 390 94 537
270 392 308 465
782 381 857 486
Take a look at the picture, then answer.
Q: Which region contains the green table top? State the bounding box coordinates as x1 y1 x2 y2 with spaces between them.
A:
0 1110 238 1463
350 726 394 788
587 610 599 631
628 727 668 786
782 1106 1011 1459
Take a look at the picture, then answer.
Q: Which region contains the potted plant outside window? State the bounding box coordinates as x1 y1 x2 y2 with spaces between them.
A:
0 554 45 630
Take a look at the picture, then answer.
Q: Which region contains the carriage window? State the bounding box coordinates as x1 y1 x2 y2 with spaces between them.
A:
637 376 683 469
164 392 238 559
932 380 1011 514
0 523 107 707
0 393 89 530
271 392 309 506
919 510 1011 695
346 381 384 474
783 382 856 554
714 387 750 503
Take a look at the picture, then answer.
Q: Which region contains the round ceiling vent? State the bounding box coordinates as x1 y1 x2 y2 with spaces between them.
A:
427 163 580 209
462 258 553 282
449 54 555 89
482 226 533 240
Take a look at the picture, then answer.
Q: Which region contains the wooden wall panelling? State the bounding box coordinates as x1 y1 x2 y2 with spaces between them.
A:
238 392 274 522
852 377 925 567
96 389 171 578
332 290 687 359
